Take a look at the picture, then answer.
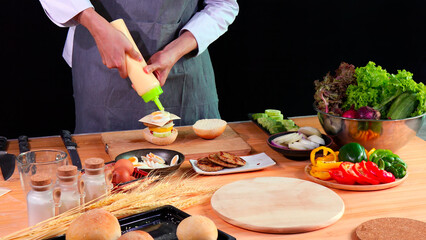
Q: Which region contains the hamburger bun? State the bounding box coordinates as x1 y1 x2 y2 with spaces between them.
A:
176 215 218 240
142 127 178 145
66 209 121 240
193 119 227 139
118 230 154 240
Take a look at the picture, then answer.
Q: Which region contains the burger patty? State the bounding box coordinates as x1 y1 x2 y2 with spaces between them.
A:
207 153 239 168
218 151 246 166
196 157 224 172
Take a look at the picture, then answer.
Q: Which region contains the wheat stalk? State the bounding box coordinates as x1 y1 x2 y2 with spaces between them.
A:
1 172 219 240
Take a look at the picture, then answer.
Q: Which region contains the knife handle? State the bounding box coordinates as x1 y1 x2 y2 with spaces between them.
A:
60 130 77 147
18 135 30 153
0 136 8 151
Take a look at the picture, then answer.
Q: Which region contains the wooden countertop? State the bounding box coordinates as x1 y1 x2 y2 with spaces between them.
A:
1 116 426 239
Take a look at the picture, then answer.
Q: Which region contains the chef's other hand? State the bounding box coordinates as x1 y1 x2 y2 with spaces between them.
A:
144 50 176 86
144 31 198 86
75 8 142 79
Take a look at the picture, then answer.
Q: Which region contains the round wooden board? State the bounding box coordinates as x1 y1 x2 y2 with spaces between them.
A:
211 177 345 233
304 164 408 191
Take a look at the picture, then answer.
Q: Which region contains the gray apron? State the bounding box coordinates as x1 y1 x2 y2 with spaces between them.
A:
72 0 220 133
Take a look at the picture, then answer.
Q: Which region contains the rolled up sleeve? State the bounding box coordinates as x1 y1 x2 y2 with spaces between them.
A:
39 0 94 27
181 0 239 55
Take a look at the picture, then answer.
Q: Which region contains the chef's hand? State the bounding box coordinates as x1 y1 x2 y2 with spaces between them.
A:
75 8 142 79
144 31 198 86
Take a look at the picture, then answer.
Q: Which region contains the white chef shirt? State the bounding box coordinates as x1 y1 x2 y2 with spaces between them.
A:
39 0 239 67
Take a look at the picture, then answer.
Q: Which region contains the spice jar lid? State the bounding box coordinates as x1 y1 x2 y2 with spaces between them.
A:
57 165 78 177
30 174 52 187
84 158 105 169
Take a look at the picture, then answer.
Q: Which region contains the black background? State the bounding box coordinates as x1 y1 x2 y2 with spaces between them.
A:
2 0 426 139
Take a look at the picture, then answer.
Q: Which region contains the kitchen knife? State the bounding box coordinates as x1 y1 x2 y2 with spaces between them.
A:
0 136 16 181
60 130 82 170
18 135 30 153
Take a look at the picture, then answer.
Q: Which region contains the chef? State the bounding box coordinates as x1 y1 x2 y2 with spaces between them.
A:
39 0 239 133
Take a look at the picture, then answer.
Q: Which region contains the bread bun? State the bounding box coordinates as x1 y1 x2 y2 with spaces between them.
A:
118 230 153 240
176 215 218 240
66 209 121 240
193 119 227 139
142 128 178 145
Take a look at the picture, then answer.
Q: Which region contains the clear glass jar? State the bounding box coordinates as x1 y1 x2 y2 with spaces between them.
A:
57 165 81 214
26 174 55 226
82 158 107 203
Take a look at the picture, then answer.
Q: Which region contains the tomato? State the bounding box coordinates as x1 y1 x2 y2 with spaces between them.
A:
352 162 381 185
364 161 395 183
329 168 356 185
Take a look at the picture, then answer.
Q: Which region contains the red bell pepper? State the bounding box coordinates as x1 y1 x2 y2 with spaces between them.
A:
364 161 395 183
329 168 356 185
352 162 381 185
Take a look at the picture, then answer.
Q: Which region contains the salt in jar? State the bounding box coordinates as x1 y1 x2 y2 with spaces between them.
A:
82 158 108 203
57 165 81 214
26 174 55 226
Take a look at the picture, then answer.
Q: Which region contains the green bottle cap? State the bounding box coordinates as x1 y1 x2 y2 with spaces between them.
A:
141 85 164 111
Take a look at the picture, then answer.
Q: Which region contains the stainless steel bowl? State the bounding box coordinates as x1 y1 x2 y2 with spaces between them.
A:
315 104 426 152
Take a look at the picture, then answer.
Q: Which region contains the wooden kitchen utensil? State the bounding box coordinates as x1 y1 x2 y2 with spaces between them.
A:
211 177 345 233
101 125 251 160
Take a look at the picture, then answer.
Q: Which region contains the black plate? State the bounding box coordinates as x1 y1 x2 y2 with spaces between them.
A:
50 205 235 240
248 113 271 135
267 131 333 161
114 148 184 175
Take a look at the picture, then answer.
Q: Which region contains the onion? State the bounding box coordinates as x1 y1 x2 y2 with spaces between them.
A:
357 106 381 120
269 140 289 149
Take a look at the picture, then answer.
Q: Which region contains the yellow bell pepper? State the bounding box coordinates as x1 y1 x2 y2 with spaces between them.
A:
367 148 376 160
310 146 337 166
310 168 332 180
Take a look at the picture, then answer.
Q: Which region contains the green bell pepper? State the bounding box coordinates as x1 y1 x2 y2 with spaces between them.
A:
369 149 407 178
338 142 367 163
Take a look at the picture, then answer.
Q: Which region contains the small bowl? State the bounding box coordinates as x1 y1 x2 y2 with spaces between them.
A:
267 131 333 161
314 104 426 152
114 148 185 175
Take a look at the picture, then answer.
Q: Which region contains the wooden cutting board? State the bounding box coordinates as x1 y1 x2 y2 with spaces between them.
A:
211 177 345 233
101 125 252 160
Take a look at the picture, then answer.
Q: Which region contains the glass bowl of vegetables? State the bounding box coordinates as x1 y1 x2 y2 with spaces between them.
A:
315 105 426 152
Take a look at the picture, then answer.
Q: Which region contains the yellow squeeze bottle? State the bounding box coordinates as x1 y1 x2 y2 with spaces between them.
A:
110 19 164 111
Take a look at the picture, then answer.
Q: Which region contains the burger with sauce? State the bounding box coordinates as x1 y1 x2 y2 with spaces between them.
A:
139 111 180 145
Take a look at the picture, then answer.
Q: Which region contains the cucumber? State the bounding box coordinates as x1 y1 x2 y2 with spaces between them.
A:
387 93 418 119
270 114 284 120
252 113 268 120
265 109 281 116
152 130 172 137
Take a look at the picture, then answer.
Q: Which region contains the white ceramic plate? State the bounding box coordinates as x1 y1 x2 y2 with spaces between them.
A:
189 152 276 175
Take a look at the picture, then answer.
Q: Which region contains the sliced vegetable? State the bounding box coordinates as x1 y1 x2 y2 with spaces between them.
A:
310 168 332 180
310 146 337 166
298 126 322 137
308 135 325 145
329 168 356 185
352 162 381 185
363 161 395 183
369 149 407 178
338 142 367 163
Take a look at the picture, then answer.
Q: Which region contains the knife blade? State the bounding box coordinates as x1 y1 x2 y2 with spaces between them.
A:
0 136 16 181
60 130 82 170
18 135 30 153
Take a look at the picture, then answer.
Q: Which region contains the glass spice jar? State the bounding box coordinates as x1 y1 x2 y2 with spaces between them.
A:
26 174 55 226
82 158 108 203
57 165 81 214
